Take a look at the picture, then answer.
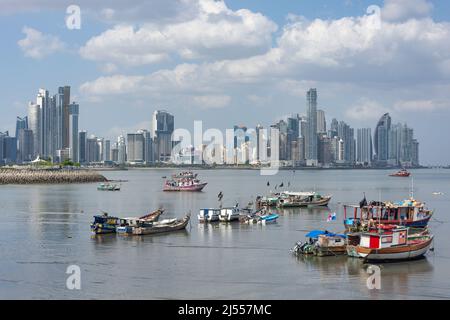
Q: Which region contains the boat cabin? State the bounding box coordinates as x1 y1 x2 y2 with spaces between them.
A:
344 198 431 225
360 226 408 249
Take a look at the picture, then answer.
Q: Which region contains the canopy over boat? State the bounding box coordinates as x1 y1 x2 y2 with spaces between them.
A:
282 191 316 197
305 230 346 239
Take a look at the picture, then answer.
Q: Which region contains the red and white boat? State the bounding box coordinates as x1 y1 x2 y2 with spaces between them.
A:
355 225 433 261
163 177 207 192
389 169 411 177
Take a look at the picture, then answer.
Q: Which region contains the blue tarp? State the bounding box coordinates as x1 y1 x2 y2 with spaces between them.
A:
305 230 346 239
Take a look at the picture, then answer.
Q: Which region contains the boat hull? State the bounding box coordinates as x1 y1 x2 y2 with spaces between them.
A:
356 237 433 261
163 183 207 192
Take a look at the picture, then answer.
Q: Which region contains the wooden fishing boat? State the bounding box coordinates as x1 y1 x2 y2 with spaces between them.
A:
277 192 331 208
389 169 411 177
129 214 190 235
344 197 433 232
97 182 120 191
91 208 164 235
355 225 433 261
198 208 220 222
291 230 347 257
219 207 241 222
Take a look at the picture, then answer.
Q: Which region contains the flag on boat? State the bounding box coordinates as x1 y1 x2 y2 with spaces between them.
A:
267 181 270 186
327 212 337 222
279 182 284 188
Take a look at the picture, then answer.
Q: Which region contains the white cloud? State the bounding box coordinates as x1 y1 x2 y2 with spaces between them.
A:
79 0 277 66
382 0 433 22
191 95 231 109
345 99 390 121
393 99 450 112
17 26 65 59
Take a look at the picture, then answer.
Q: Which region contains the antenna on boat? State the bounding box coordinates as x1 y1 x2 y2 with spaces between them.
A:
410 177 415 199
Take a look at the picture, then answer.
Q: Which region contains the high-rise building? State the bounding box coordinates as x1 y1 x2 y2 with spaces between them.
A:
18 129 34 163
329 118 338 138
86 136 100 163
305 88 318 166
78 131 87 164
374 113 391 163
28 102 40 158
15 116 28 139
117 135 127 164
59 86 71 149
127 133 145 163
104 140 111 162
138 129 153 164
338 121 356 164
317 110 326 134
412 139 419 167
68 103 79 162
152 110 174 162
357 128 373 165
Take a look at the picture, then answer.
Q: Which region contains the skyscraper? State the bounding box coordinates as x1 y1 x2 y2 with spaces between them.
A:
78 131 87 164
18 129 34 163
117 135 127 164
28 102 40 158
127 133 145 163
357 128 373 165
138 129 153 164
152 110 174 162
317 109 326 134
104 140 111 162
59 86 71 149
374 113 391 163
86 136 100 163
68 103 79 161
15 116 28 139
306 88 318 166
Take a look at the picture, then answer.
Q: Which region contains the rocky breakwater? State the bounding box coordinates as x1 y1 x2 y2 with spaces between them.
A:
0 168 108 184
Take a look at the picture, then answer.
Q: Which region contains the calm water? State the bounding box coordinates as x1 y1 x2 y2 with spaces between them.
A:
0 168 449 300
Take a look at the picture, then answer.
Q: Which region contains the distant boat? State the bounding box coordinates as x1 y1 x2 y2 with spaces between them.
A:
163 172 207 192
355 225 433 261
432 192 444 196
219 207 240 222
198 208 220 223
389 169 411 177
277 192 331 208
97 183 120 191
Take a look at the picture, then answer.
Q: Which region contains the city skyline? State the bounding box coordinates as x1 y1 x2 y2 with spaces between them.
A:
1 84 420 168
1 0 449 164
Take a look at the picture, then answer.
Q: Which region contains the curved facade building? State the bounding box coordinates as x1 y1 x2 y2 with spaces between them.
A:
374 113 391 162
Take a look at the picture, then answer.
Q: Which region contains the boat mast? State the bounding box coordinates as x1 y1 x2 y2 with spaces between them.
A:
410 177 414 199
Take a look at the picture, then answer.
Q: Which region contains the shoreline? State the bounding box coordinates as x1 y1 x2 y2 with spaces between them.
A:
0 168 108 185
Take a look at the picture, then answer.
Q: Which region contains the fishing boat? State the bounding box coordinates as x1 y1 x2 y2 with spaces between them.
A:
219 207 241 222
242 208 279 225
127 214 191 236
90 213 120 234
256 195 279 207
355 225 433 261
198 208 220 222
343 197 433 232
163 178 207 191
389 168 411 177
291 230 347 257
277 192 331 208
91 208 164 235
97 182 120 191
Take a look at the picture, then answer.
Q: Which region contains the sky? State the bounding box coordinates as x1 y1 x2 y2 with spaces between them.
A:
1 0 450 165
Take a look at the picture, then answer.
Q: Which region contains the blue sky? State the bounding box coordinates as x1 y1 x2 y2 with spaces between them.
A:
1 0 450 165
